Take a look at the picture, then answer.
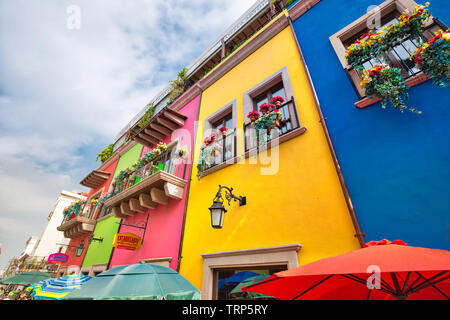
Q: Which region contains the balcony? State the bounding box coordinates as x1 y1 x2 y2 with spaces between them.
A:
197 129 238 178
57 202 96 238
131 108 188 148
243 96 306 155
104 149 188 219
79 170 111 189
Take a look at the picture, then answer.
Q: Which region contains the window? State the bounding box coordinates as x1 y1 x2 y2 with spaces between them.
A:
86 191 102 220
201 244 301 300
214 266 285 300
329 0 444 100
253 82 286 111
243 68 303 153
210 112 235 165
200 101 238 176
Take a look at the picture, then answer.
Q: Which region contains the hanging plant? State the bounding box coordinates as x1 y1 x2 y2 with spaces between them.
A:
345 3 431 70
360 64 421 113
247 110 260 122
156 142 168 152
177 146 189 159
410 29 450 87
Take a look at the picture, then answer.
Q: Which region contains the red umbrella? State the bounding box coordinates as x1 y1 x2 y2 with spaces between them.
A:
242 240 450 300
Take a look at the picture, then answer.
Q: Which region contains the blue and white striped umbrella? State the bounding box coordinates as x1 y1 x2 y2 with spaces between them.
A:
30 274 92 300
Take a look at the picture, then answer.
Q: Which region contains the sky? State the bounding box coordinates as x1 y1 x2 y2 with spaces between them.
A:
0 0 257 270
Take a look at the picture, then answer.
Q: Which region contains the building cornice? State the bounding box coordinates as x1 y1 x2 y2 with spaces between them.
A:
197 13 290 92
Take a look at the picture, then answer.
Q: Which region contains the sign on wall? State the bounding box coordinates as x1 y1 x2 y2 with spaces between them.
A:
112 232 142 250
48 253 69 264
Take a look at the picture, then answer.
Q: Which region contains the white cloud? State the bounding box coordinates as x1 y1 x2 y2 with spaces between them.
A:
0 0 256 268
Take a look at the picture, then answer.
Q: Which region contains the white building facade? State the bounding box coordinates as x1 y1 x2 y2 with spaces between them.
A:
31 190 86 260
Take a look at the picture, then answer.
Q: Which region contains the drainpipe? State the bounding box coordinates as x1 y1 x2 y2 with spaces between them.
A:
287 16 366 247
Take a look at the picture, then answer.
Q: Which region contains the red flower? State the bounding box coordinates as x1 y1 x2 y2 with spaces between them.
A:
271 96 285 104
218 126 228 132
259 103 271 112
247 110 260 119
429 33 443 44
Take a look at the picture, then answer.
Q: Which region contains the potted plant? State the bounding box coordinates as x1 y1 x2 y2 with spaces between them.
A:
410 29 449 87
156 142 168 152
177 146 189 159
345 3 431 70
271 108 283 128
218 126 228 138
197 134 222 180
259 103 271 115
96 144 114 163
360 64 420 113
247 110 260 122
271 96 285 109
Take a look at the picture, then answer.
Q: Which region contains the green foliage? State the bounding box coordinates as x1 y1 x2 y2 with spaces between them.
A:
363 65 420 113
346 4 431 70
96 144 114 163
137 103 156 129
285 0 296 7
411 30 450 87
167 68 189 107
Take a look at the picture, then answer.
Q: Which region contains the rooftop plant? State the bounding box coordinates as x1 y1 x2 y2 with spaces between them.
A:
96 144 114 163
137 103 156 129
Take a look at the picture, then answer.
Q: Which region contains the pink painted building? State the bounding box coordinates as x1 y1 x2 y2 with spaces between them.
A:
107 88 201 271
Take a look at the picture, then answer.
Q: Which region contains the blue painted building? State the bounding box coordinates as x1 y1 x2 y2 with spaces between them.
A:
289 0 450 249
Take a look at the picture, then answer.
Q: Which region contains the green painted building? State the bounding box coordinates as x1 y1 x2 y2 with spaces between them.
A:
81 142 143 275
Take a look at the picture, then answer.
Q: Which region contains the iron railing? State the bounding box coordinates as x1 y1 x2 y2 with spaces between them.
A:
199 128 238 173
244 96 300 153
346 19 444 99
110 147 187 198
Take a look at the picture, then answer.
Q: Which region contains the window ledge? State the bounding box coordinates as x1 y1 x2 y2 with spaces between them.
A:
199 156 241 178
355 72 430 109
244 126 307 159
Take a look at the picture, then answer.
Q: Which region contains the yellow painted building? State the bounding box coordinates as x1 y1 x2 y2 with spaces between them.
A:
179 11 361 300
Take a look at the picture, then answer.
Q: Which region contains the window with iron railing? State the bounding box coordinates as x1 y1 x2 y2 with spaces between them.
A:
199 128 238 173
335 1 447 100
346 19 444 99
244 96 301 153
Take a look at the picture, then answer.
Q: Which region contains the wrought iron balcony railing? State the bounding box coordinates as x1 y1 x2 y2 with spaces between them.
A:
243 96 301 153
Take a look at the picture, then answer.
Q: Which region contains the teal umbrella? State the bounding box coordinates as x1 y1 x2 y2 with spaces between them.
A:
1 272 53 286
63 264 200 300
229 275 275 300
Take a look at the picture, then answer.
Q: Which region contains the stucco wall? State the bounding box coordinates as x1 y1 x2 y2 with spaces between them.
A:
108 95 201 270
179 23 360 290
291 0 450 249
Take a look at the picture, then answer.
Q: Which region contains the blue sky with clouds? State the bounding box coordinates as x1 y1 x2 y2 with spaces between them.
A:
0 0 257 269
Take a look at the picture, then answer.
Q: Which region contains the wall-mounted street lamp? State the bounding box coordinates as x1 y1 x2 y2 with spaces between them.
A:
208 185 246 229
75 241 85 257
71 235 103 257
56 242 86 258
